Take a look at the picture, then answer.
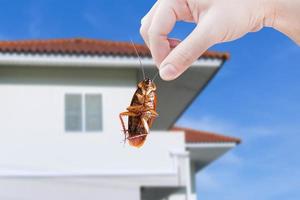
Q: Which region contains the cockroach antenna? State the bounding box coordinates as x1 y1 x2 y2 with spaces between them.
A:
130 39 146 80
152 70 159 82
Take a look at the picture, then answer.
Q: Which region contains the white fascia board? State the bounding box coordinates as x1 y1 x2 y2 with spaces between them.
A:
0 170 177 178
0 53 222 68
169 150 190 157
186 142 237 149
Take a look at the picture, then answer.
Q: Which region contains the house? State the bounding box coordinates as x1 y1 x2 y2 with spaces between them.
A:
0 38 240 200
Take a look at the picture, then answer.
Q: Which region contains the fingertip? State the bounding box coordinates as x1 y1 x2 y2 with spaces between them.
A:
150 38 181 70
159 63 179 81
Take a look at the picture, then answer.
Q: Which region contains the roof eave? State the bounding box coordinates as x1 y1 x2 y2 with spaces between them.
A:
0 53 223 68
185 142 238 149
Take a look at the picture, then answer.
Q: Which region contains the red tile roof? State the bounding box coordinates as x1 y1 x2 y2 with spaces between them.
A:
0 38 230 60
172 126 241 144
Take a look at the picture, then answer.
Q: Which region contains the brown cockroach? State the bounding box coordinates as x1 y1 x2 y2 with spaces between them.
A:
119 41 159 148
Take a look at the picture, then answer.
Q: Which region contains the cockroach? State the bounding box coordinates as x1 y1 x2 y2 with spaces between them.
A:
119 41 159 148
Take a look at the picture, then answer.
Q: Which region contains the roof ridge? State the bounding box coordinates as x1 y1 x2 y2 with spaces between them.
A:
0 38 142 45
0 38 230 60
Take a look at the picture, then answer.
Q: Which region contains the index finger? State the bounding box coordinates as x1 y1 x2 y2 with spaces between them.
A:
147 1 177 67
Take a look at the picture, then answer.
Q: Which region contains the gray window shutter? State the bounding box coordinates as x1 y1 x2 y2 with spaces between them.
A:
65 94 82 131
85 94 102 131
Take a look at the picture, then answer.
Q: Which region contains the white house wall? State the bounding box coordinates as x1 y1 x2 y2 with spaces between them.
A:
0 66 185 176
0 175 184 200
0 178 141 200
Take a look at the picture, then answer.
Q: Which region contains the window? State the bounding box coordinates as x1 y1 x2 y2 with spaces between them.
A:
65 93 103 132
85 94 102 131
65 94 82 131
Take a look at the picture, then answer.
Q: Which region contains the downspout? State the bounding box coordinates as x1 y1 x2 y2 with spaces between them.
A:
170 150 192 200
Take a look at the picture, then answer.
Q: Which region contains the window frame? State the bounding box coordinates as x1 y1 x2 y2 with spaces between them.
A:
65 93 83 132
85 94 103 132
64 92 103 133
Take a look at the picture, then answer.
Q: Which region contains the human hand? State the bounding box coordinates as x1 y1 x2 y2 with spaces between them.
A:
140 0 300 80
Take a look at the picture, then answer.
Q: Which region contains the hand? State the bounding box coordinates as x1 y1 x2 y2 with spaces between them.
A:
140 0 300 81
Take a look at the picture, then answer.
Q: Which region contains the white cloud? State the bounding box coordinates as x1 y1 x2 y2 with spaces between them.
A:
0 34 10 40
218 152 243 166
196 171 220 191
28 18 42 38
83 13 99 30
83 12 108 31
178 115 300 200
26 3 43 38
197 168 300 200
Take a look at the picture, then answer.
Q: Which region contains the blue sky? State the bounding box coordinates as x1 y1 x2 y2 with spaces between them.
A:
1 0 299 199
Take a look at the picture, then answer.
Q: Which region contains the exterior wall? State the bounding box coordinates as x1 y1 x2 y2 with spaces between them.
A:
0 66 185 175
0 178 140 200
0 177 196 200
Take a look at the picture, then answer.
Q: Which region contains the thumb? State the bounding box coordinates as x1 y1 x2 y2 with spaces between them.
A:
159 14 218 80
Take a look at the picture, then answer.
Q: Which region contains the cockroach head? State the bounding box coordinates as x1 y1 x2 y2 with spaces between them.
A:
144 78 152 85
138 78 156 89
144 78 156 88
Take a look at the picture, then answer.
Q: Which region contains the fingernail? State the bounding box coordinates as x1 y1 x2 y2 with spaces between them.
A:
159 64 177 80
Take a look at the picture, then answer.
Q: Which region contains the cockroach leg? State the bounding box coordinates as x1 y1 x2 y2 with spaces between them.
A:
136 93 144 103
149 109 159 117
141 117 150 134
141 88 147 95
119 111 139 137
138 82 143 89
126 105 143 112
121 129 129 134
146 88 155 95
127 134 148 140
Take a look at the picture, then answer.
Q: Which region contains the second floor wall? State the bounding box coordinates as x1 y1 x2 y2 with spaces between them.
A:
0 66 138 134
0 66 185 173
